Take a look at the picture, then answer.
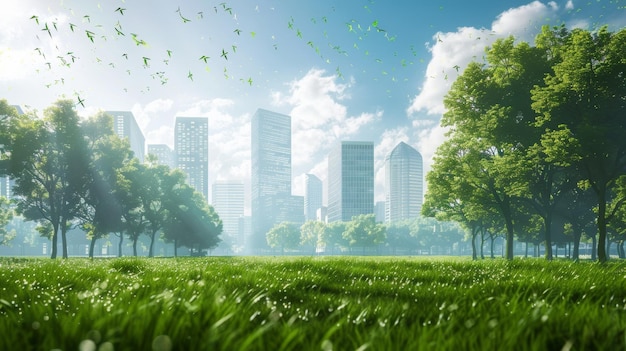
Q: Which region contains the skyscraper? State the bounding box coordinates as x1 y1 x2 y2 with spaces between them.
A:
384 141 423 222
212 181 245 248
327 141 374 222
107 111 145 162
251 108 291 250
175 117 209 200
147 144 175 168
304 174 323 221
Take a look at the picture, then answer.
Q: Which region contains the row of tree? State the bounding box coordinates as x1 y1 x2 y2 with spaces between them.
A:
422 25 626 262
264 214 466 255
0 99 222 258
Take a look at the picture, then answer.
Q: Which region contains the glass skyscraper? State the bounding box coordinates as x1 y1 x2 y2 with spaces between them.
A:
107 111 145 162
212 181 245 249
175 117 209 200
251 109 291 250
147 144 175 168
384 141 423 222
327 141 374 223
304 174 323 222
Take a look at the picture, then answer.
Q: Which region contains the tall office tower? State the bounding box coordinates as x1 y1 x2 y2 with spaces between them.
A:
175 117 209 200
304 174 323 221
384 141 423 223
375 201 386 222
107 111 145 162
327 141 374 222
147 144 175 168
251 108 291 250
212 181 245 247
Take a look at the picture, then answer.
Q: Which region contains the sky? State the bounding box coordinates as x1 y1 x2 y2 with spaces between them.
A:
1 0 625 214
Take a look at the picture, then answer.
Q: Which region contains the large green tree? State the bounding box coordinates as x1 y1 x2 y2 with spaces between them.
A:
78 112 131 258
532 26 626 262
0 196 15 246
9 100 90 258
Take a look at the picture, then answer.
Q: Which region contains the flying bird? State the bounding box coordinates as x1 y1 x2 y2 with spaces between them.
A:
221 49 228 60
176 7 191 23
115 7 126 15
234 28 242 35
85 30 95 42
30 15 39 24
42 23 52 37
76 95 85 107
142 57 150 67
199 55 210 63
69 23 76 32
188 70 193 81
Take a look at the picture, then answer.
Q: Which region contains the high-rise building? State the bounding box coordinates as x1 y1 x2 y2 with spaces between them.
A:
251 108 291 250
384 141 423 222
304 174 323 221
375 201 386 222
175 117 209 200
107 111 145 162
212 181 245 247
327 141 374 222
147 144 175 168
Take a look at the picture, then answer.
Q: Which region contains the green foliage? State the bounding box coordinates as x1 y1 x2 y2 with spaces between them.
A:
343 214 386 249
1 257 626 350
266 222 301 252
0 196 15 246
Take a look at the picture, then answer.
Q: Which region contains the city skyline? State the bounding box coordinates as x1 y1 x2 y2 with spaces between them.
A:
175 117 209 200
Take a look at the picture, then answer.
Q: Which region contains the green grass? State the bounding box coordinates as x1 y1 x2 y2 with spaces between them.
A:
1 256 625 350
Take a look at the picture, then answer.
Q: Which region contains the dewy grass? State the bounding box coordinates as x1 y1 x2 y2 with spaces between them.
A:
1 257 625 350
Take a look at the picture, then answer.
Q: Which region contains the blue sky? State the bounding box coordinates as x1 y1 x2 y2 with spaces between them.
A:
1 0 625 212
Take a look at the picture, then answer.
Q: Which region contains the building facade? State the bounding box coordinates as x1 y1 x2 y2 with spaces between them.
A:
304 174 323 222
212 181 245 249
175 117 209 200
384 141 423 222
251 109 292 250
147 144 175 168
107 111 145 162
327 141 374 222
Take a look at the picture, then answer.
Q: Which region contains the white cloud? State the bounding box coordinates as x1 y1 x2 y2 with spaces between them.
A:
276 68 380 182
131 98 173 131
566 0 574 10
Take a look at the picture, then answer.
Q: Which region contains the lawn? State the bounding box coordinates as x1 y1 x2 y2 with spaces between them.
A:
1 256 625 350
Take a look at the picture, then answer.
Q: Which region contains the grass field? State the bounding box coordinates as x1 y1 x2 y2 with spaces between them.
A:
1 256 625 350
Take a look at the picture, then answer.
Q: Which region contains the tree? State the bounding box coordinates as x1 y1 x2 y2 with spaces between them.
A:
532 26 626 262
9 100 90 258
300 220 327 254
385 220 418 255
77 112 130 258
0 196 15 246
343 214 386 253
162 185 222 257
320 222 348 254
266 222 300 254
115 158 147 256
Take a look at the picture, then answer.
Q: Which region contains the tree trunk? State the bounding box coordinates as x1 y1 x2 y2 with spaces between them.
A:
118 232 123 257
61 227 68 259
50 221 59 259
490 236 495 259
597 187 608 262
524 242 528 258
148 230 157 258
544 213 553 261
89 236 97 258
471 228 478 260
572 228 582 261
132 238 138 257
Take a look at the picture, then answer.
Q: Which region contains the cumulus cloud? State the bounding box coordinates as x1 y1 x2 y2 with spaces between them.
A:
276 69 381 196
